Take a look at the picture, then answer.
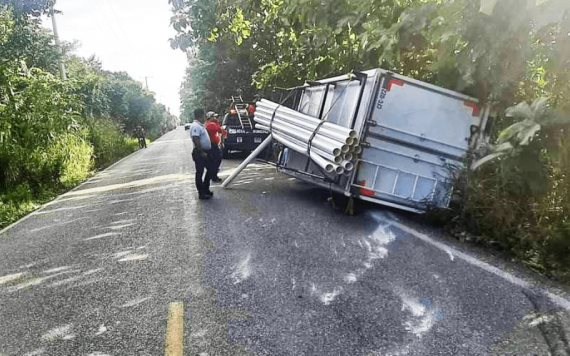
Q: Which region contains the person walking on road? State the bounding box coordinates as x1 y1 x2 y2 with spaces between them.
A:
136 126 147 149
190 108 213 200
205 111 226 183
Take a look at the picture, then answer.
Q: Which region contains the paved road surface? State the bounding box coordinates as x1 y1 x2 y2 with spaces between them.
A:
1 127 569 355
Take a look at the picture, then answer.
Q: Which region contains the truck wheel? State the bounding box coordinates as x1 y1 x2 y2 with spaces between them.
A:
329 193 358 216
262 144 274 160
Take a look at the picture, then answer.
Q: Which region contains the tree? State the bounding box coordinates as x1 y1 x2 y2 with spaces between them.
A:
0 0 53 17
170 0 570 277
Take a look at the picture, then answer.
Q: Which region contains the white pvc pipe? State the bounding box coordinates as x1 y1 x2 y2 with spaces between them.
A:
341 160 354 171
258 100 357 138
256 108 352 144
221 136 272 188
255 124 342 157
275 132 341 164
342 153 353 161
352 146 362 154
255 114 335 145
255 116 348 155
312 147 343 164
258 101 356 138
276 129 342 163
271 132 337 173
255 118 343 156
256 107 354 144
255 124 342 174
255 111 350 148
257 118 350 156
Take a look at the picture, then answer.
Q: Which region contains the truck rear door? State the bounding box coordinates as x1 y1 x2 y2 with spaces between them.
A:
354 74 486 211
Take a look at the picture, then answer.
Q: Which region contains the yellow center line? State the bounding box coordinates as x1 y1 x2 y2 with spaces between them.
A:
165 302 184 356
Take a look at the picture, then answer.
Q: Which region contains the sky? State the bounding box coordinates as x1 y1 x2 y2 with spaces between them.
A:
44 0 187 116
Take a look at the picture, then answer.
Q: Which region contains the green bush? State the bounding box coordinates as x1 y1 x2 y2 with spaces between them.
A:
47 132 94 188
0 121 138 228
87 118 137 169
0 183 39 228
451 131 570 280
0 198 39 228
7 131 93 191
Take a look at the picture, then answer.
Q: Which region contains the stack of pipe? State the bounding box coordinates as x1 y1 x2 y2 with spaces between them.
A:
254 99 361 175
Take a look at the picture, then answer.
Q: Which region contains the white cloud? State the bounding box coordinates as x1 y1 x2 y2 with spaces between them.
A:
44 0 187 116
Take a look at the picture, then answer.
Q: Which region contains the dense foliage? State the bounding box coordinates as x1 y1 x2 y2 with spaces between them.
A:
171 0 570 278
0 1 178 227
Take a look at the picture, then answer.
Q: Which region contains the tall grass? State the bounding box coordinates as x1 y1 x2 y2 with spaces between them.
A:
87 118 139 169
450 133 570 281
0 119 139 229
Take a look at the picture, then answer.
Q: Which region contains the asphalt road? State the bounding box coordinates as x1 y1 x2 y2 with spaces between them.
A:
1 127 570 356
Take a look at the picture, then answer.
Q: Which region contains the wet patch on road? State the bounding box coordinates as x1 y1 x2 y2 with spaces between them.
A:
117 253 148 262
84 232 120 241
41 324 75 341
120 296 151 308
231 253 252 284
0 272 27 285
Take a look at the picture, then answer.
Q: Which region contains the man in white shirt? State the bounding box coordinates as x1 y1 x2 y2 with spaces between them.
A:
190 108 213 200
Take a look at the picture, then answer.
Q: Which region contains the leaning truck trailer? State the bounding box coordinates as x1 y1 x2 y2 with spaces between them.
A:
222 69 490 213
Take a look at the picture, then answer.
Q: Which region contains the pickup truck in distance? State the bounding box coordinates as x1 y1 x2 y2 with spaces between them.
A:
221 96 269 158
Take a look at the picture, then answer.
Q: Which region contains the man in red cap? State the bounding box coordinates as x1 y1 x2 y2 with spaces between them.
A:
205 111 226 182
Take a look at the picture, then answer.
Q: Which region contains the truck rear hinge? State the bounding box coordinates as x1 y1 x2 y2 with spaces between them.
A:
360 141 371 148
366 120 377 127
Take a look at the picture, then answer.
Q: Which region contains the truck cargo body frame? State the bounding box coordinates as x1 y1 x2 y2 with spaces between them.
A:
274 69 489 213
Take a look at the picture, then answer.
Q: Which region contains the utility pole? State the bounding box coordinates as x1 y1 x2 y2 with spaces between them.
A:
144 76 152 91
50 3 67 80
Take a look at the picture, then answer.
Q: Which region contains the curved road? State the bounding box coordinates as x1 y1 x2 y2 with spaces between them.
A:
1 127 569 355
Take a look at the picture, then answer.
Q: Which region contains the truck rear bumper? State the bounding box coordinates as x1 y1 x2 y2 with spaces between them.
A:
279 167 426 213
224 142 260 152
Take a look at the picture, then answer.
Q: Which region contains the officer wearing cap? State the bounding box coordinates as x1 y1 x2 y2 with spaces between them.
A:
190 108 213 199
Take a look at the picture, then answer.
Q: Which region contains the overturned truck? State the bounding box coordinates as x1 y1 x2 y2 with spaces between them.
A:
223 69 490 213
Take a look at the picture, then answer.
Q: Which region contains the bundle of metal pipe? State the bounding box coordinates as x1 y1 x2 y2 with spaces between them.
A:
254 99 361 175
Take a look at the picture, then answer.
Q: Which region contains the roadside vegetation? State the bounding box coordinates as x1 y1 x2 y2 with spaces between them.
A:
171 0 570 280
0 0 178 228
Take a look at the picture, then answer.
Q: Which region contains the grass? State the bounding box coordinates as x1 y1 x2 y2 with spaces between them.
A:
0 136 140 230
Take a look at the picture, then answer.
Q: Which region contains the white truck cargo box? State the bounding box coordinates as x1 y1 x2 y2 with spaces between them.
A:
275 69 488 212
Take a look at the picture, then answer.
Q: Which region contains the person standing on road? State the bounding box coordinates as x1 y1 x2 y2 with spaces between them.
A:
205 111 226 183
190 108 213 200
